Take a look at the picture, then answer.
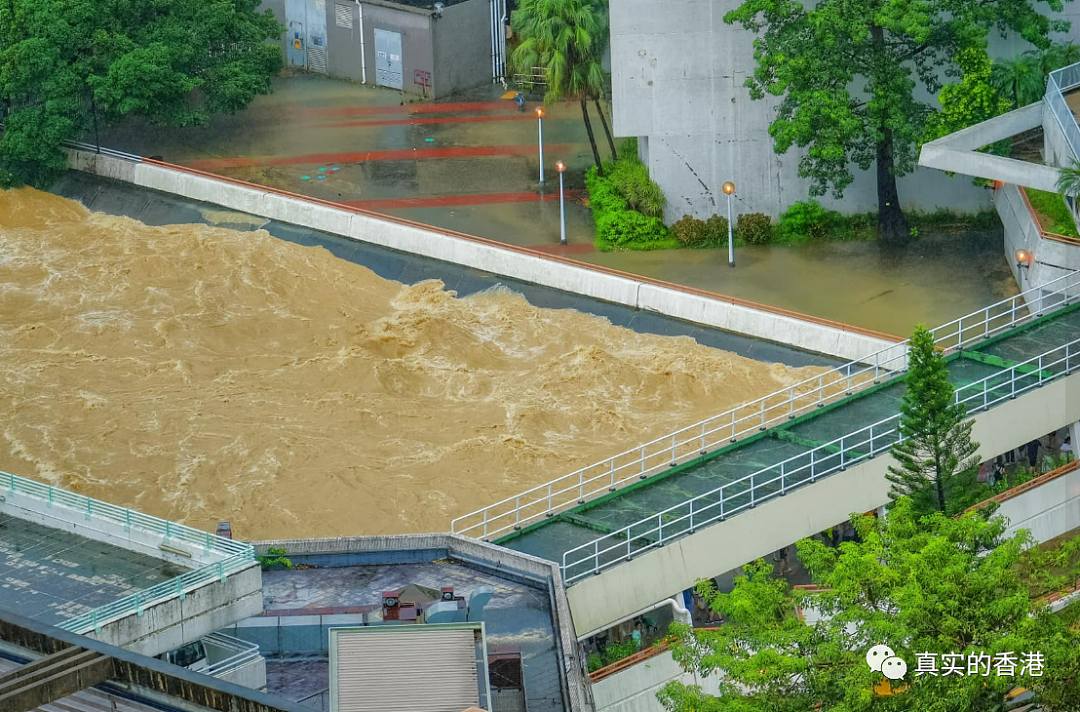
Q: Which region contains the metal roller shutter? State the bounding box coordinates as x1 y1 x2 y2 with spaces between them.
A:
332 628 480 712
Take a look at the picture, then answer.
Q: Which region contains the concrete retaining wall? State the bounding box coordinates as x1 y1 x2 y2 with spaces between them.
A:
592 649 721 712
566 367 1080 637
996 183 1080 300
223 614 365 657
64 149 896 363
250 534 593 712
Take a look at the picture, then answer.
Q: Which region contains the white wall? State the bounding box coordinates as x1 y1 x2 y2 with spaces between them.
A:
997 466 1080 543
64 149 897 363
592 648 722 712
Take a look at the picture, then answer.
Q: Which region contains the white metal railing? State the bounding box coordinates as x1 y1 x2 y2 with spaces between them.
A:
1046 62 1080 162
451 270 1080 541
0 470 254 633
203 632 262 677
561 335 1080 582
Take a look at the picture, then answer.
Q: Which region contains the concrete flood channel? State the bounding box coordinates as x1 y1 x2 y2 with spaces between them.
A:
96 73 1018 337
0 172 847 542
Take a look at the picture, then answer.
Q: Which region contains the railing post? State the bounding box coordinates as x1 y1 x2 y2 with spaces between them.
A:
760 400 766 430
984 307 990 339
689 500 695 532
957 316 963 348
48 486 53 508
671 435 677 466
818 374 824 407
218 560 226 581
594 540 601 575
719 487 725 520
845 363 852 394
640 447 647 479
1039 355 1045 386
810 449 816 481
627 531 633 560
125 509 131 532
1011 368 1017 399
547 483 553 516
874 351 880 383
730 411 736 442
579 470 585 503
700 423 707 453
483 509 489 539
515 496 521 529
840 439 846 469
788 386 795 419
780 461 786 495
609 460 616 492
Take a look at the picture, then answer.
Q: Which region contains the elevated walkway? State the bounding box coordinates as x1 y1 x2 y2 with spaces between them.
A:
451 273 1080 636
0 472 262 655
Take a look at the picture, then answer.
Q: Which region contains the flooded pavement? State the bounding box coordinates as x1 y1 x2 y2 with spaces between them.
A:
581 230 1017 337
95 72 1017 335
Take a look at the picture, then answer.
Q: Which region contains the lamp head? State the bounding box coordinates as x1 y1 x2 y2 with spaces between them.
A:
555 160 566 173
722 181 735 195
536 107 545 118
1015 248 1032 268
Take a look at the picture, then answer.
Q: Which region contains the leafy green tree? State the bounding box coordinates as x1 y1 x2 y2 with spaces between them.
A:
0 0 283 187
925 50 1012 160
887 325 980 516
991 54 1046 108
510 0 614 174
660 499 1080 712
724 0 1072 245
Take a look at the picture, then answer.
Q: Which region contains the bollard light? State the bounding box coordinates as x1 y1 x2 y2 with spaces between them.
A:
536 107 546 185
1016 249 1033 269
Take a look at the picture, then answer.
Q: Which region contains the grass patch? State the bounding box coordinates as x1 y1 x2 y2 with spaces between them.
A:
1025 188 1080 239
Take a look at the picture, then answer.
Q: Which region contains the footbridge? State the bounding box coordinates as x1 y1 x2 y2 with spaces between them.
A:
452 272 1080 637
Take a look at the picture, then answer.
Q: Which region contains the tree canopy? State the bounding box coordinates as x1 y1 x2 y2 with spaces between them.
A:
724 0 1073 244
661 498 1080 712
887 325 980 516
510 0 614 171
0 0 283 187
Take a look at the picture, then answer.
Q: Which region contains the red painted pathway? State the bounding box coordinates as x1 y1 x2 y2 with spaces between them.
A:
187 143 578 171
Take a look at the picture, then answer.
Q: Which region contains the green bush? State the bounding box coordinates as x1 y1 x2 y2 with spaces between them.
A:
777 200 840 242
704 215 730 246
587 652 604 673
609 157 666 218
257 547 293 570
736 213 773 245
671 215 709 247
619 137 639 160
587 166 675 250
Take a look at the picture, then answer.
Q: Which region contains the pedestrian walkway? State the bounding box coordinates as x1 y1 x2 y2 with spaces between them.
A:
450 275 1080 582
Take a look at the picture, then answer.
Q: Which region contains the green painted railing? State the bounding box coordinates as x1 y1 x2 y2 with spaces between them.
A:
0 469 254 633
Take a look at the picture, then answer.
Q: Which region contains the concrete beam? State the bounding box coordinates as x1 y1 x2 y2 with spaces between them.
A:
0 648 115 712
917 102 1065 192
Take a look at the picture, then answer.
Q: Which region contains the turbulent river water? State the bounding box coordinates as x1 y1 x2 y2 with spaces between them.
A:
0 188 828 539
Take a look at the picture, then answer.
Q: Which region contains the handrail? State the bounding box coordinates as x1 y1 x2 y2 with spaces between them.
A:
965 459 1079 512
560 332 1080 582
1046 62 1080 162
0 469 255 633
452 270 1080 540
589 639 672 682
203 632 262 676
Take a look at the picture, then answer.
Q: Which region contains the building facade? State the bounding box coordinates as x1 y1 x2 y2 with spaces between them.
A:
609 0 1080 222
262 0 505 99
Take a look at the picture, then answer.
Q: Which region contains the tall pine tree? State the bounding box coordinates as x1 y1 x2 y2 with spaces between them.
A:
887 326 980 515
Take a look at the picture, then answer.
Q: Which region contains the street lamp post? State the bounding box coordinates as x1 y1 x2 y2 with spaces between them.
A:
556 160 567 245
722 181 736 267
536 107 546 186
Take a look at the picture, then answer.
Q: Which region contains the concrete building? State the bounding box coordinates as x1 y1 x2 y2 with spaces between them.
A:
608 0 1080 222
262 0 505 98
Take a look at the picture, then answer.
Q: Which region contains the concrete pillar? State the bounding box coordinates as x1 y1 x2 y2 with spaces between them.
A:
1068 421 1079 457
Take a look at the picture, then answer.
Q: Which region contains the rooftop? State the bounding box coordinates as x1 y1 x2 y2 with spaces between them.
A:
0 512 188 625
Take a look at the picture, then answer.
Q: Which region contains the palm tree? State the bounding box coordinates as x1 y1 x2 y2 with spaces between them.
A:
1037 41 1080 78
1056 158 1080 198
991 54 1044 108
510 0 613 174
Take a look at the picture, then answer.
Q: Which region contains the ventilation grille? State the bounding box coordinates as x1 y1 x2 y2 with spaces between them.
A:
335 3 353 29
309 45 328 74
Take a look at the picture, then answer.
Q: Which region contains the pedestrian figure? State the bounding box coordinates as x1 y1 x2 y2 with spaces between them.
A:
991 457 1005 488
1062 436 1074 460
514 92 526 112
1026 438 1042 469
775 546 792 576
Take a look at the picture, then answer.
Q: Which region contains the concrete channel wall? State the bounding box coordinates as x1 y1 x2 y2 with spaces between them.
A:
566 368 1080 637
64 149 897 364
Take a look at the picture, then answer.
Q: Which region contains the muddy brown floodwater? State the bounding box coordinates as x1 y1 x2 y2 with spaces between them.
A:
0 188 829 539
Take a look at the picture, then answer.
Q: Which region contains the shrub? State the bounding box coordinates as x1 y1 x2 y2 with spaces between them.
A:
1025 188 1080 239
736 213 772 245
587 166 674 250
671 215 710 247
704 215 730 246
258 547 293 570
619 137 639 159
777 200 840 242
609 158 666 218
